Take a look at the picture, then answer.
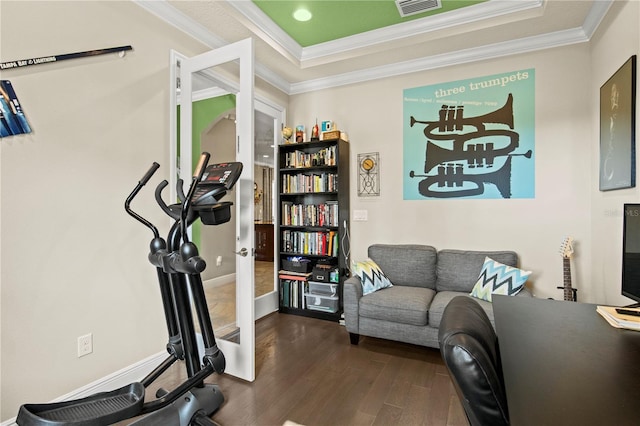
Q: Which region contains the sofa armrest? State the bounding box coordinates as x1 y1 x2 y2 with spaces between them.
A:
343 276 363 333
516 287 533 297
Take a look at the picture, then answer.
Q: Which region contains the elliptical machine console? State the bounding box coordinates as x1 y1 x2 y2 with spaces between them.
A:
16 153 243 426
193 162 243 225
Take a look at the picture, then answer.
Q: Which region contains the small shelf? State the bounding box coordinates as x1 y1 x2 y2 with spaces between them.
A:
280 252 337 259
280 191 337 196
278 306 341 322
280 165 337 172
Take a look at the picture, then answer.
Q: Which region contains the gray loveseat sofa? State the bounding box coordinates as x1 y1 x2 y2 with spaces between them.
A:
343 244 532 348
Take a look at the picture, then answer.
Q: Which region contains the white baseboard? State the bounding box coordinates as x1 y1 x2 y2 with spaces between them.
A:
2 273 237 426
203 273 235 290
2 350 167 426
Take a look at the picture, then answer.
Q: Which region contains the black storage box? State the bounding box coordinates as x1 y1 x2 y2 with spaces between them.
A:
312 264 333 282
282 258 311 273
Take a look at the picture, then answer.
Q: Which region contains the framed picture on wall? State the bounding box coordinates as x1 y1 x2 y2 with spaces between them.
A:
599 55 636 191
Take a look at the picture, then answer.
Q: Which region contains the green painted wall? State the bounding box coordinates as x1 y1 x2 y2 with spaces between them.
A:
181 94 236 245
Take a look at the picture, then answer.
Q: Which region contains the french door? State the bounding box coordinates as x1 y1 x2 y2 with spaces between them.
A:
172 39 256 381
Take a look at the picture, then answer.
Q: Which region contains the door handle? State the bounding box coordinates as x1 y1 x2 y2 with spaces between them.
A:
235 247 249 257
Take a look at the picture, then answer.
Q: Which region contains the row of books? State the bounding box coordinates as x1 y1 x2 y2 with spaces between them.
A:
281 201 339 227
279 274 310 309
282 146 337 169
281 172 338 194
281 230 338 256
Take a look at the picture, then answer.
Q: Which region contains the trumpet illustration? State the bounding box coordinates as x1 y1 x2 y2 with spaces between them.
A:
408 93 532 198
410 94 514 140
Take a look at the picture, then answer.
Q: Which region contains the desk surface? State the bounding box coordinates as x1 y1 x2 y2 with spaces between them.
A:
494 295 640 426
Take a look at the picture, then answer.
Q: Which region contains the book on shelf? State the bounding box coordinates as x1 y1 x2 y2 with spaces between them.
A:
596 305 640 331
278 271 312 280
279 278 308 309
281 230 339 257
281 201 339 227
281 172 338 194
283 146 337 169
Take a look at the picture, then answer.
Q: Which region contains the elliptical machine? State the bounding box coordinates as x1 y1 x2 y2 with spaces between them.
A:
17 152 243 426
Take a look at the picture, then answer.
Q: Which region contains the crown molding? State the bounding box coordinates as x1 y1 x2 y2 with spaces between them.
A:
134 0 612 96
301 0 545 64
224 0 303 61
227 0 544 65
133 0 291 94
134 0 228 48
289 27 590 94
581 0 613 38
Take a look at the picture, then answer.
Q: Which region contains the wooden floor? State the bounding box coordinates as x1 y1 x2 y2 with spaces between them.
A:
143 313 468 426
205 260 275 339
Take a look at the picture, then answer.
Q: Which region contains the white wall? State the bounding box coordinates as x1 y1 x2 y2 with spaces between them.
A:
590 0 640 306
289 44 594 302
0 0 288 420
0 1 200 419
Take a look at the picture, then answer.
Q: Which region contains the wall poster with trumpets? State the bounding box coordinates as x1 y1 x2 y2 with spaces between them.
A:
403 68 535 199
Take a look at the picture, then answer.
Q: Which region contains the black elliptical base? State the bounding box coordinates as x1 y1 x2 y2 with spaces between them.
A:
16 382 144 426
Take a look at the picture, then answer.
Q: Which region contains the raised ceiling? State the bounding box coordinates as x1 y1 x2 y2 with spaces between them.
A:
252 0 487 47
136 0 612 95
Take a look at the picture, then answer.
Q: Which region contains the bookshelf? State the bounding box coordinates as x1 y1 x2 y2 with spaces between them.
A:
277 138 350 321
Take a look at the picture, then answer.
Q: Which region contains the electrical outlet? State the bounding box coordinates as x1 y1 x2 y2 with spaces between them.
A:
216 256 222 266
78 333 93 357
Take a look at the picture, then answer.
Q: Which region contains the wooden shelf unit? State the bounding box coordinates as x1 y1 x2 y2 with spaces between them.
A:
277 138 350 321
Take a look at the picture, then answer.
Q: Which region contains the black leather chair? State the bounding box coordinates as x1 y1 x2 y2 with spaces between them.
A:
438 296 510 426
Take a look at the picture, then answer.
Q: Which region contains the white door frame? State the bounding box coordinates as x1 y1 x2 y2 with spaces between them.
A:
176 38 255 381
170 40 283 381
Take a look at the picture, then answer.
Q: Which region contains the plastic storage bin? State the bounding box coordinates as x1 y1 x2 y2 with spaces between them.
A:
309 281 338 296
304 293 339 313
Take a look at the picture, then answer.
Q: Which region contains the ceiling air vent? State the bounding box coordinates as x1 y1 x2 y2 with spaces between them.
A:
395 0 442 17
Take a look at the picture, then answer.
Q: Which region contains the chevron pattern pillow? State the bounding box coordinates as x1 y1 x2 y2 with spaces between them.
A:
470 257 531 302
352 258 393 295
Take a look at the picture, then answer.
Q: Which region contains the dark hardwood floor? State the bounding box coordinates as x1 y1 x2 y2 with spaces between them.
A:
144 313 468 426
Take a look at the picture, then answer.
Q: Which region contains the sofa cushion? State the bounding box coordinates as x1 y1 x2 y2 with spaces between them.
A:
351 258 393 295
360 286 436 326
436 250 518 292
368 244 437 289
430 291 495 329
470 257 531 302
431 289 533 329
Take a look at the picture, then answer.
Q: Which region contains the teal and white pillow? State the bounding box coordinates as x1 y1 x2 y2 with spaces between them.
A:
470 257 531 302
352 258 393 295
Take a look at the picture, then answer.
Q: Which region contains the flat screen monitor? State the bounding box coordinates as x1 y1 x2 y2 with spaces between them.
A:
623 204 640 305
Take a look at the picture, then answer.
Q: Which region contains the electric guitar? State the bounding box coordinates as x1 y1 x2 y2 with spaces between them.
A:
557 237 577 301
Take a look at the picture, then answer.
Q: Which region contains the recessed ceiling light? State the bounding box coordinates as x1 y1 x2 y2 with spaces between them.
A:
293 8 312 22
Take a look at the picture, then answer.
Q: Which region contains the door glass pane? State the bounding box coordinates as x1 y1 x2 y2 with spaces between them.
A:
199 105 240 343
254 109 276 299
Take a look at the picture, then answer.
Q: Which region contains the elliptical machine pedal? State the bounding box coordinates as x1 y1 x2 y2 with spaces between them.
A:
17 383 144 426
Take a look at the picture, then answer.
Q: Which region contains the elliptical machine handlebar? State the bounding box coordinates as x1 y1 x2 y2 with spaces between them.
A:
180 152 211 242
154 178 189 221
140 162 161 186
125 162 161 239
